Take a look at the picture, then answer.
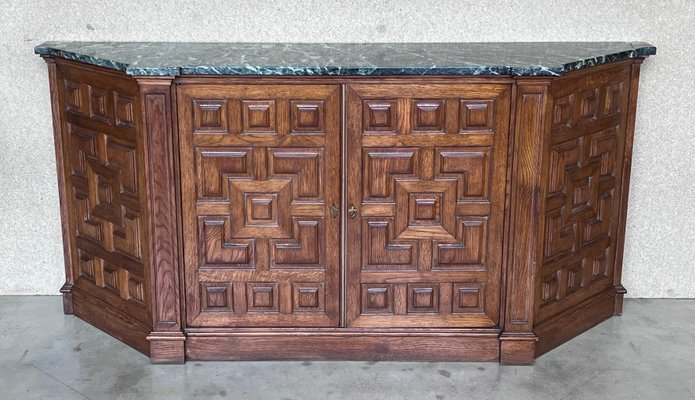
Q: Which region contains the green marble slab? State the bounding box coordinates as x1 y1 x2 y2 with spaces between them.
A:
34 42 656 77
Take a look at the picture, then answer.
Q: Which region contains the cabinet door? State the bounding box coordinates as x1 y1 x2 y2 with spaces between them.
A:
345 83 510 328
178 84 340 327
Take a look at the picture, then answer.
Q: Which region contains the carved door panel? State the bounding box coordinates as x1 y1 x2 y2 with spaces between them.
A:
178 84 340 327
56 63 151 328
345 83 510 328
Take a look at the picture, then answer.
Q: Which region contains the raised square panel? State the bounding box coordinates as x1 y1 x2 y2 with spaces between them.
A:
394 180 457 241
552 94 573 131
291 100 324 134
247 283 279 312
435 147 491 201
460 99 494 133
412 99 445 133
410 193 441 224
242 100 276 133
201 283 234 312
363 100 397 134
541 269 562 306
566 263 585 295
588 251 610 282
602 82 624 115
64 80 83 113
88 86 111 122
102 262 120 294
407 284 439 313
579 88 599 121
114 92 135 128
361 284 393 314
452 282 485 314
245 194 277 225
293 283 325 312
230 180 292 238
193 100 228 133
127 275 145 305
77 249 97 283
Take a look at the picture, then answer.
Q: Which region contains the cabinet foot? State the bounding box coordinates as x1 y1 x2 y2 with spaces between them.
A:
499 333 537 365
60 283 73 315
614 285 627 316
148 332 186 364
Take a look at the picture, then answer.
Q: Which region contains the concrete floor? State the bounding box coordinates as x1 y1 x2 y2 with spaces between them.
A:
1 297 693 400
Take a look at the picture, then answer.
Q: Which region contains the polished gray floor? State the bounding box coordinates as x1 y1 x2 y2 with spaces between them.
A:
1 297 693 400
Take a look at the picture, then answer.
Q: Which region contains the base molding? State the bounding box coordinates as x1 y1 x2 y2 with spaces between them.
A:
534 287 616 357
148 332 186 364
185 330 500 362
71 288 151 355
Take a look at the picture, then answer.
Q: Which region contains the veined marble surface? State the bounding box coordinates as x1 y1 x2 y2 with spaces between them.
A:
34 42 655 77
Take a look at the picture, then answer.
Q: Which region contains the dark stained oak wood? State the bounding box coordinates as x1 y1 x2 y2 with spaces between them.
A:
40 57 649 365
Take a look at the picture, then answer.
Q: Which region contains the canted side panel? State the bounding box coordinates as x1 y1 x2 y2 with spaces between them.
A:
179 84 340 327
535 64 631 324
55 61 150 324
346 83 510 328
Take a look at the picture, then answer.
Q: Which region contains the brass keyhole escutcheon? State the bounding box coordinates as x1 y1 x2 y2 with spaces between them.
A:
330 204 339 220
348 205 358 219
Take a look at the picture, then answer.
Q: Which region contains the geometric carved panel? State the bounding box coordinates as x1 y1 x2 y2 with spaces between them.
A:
347 83 509 328
195 148 252 200
363 149 418 201
435 148 491 201
180 84 340 328
268 148 323 200
62 72 147 321
434 217 487 269
538 71 629 322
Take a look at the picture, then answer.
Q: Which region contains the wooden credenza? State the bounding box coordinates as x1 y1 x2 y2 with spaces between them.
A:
35 42 655 364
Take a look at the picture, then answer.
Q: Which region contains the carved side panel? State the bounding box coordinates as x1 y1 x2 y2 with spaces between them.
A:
54 62 150 324
536 64 631 323
179 84 340 327
346 83 511 328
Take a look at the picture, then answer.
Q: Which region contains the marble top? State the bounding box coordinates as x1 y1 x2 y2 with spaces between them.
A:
34 42 656 77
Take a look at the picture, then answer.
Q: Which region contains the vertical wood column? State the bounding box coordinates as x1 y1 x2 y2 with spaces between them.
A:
613 58 644 316
44 56 75 315
138 77 185 363
500 79 551 365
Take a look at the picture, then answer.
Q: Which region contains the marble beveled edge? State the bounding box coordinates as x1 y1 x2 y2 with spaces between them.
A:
34 41 656 77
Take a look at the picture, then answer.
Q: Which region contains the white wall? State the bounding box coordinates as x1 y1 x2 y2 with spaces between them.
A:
1 0 693 297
